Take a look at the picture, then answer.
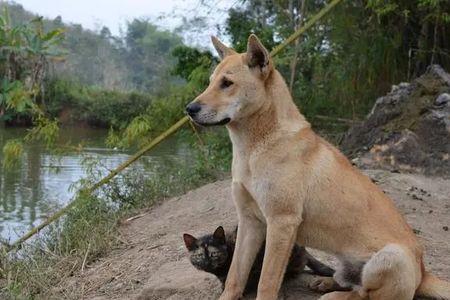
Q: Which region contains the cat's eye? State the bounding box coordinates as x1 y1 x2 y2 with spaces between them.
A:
221 78 233 89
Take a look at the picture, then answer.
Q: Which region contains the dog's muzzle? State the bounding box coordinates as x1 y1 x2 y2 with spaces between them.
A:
185 102 230 126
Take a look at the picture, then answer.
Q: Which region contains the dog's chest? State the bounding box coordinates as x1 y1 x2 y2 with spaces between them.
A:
232 154 273 209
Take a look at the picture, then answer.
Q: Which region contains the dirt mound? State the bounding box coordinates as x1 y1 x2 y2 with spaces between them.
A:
341 65 450 177
52 170 450 300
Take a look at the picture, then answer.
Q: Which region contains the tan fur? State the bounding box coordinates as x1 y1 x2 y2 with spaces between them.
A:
187 34 450 300
417 272 450 299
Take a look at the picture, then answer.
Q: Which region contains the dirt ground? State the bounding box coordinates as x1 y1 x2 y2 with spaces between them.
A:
53 169 450 300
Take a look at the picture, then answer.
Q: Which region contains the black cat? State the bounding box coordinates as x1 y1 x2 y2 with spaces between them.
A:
183 226 334 294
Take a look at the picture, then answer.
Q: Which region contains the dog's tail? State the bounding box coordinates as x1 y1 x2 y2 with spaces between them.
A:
416 272 450 299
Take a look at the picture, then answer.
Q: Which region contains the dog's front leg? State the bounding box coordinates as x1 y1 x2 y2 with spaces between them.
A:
256 215 300 300
220 183 266 300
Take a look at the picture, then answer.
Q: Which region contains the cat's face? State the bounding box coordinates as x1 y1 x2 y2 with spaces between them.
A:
183 226 229 273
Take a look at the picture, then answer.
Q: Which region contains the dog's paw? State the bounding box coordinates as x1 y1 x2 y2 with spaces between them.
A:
309 276 338 293
218 290 242 300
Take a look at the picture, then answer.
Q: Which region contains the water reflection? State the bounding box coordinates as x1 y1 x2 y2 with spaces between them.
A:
0 127 189 242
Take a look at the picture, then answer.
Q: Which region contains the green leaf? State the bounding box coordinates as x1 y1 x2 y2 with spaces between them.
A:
2 139 23 170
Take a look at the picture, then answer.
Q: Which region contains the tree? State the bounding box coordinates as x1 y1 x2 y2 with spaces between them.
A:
0 6 64 124
222 0 450 119
124 19 183 91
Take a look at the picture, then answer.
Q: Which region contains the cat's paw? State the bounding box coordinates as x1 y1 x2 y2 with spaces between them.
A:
309 276 338 293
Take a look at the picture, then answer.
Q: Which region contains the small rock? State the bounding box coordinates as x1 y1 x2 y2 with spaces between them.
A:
391 84 399 93
398 82 410 89
411 194 423 201
429 210 433 214
436 93 450 105
413 229 421 235
443 226 449 232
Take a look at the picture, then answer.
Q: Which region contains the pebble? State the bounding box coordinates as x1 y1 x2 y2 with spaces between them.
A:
436 93 450 105
407 186 430 201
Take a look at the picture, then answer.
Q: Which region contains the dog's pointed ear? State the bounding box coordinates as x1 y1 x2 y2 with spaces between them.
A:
183 233 198 251
213 226 226 244
246 34 272 79
211 36 236 60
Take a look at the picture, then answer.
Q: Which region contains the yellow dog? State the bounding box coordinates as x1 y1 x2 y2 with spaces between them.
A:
186 34 450 300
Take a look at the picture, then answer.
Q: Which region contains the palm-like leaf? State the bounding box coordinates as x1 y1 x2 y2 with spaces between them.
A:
0 6 65 118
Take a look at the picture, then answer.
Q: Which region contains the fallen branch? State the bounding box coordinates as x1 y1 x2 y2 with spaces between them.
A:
81 242 91 273
124 213 148 223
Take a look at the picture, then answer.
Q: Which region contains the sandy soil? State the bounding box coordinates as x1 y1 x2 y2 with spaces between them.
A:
53 169 450 300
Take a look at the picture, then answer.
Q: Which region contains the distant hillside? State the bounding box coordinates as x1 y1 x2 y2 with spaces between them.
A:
0 1 183 92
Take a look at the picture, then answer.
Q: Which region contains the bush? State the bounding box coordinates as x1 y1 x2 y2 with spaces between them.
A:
44 79 155 129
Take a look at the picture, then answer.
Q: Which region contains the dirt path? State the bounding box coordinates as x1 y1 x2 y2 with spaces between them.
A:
54 169 450 300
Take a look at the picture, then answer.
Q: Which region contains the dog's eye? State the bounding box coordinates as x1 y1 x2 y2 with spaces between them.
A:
221 78 233 89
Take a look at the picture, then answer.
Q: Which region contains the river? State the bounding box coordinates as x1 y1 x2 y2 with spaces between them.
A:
0 127 190 243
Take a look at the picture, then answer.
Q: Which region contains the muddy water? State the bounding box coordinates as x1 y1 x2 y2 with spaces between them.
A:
0 127 189 242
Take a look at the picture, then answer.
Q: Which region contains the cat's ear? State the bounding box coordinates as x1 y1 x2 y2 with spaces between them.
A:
213 226 226 244
183 233 198 251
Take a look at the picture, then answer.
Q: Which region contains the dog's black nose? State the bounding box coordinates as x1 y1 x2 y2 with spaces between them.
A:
186 102 202 115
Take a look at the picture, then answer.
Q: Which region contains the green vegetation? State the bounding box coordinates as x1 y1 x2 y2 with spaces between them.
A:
0 6 63 124
0 4 64 169
223 0 450 119
0 2 183 91
0 0 449 298
44 79 155 129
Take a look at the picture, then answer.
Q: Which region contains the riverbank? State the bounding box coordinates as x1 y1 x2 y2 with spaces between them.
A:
0 127 194 242
44 169 450 300
0 124 231 299
1 79 156 129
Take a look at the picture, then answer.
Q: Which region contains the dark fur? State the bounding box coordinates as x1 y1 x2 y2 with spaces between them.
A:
183 226 335 294
334 259 366 288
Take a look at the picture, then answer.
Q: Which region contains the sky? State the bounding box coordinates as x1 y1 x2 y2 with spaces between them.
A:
11 0 234 45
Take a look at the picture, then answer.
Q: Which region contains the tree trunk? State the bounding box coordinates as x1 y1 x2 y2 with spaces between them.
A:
289 0 306 93
415 20 430 77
